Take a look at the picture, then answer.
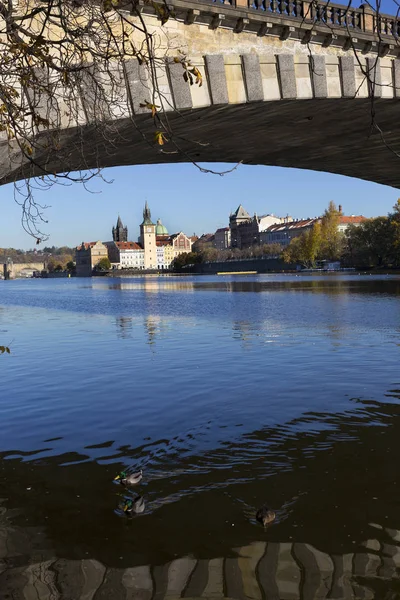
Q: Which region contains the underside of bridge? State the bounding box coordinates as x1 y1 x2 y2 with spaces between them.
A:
1 97 399 188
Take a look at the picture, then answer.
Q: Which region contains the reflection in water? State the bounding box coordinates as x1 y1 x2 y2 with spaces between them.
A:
99 275 400 297
109 279 195 293
116 317 133 339
2 533 400 599
1 398 400 598
144 315 161 347
1 276 400 599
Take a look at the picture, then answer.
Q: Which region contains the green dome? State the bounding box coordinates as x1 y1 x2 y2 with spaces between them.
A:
156 218 168 236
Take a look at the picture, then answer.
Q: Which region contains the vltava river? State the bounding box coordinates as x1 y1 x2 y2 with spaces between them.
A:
0 274 400 599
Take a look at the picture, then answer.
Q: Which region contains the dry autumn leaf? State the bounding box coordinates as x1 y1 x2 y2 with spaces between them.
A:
154 131 168 145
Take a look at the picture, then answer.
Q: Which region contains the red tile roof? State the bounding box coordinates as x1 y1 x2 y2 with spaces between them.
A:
76 242 97 250
216 227 230 233
339 216 367 224
115 242 143 250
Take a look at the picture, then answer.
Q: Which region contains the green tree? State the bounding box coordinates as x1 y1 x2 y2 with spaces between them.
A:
283 222 322 268
388 199 400 267
320 201 343 260
96 257 111 271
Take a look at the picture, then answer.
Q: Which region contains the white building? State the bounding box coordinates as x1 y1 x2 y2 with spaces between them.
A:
104 241 144 269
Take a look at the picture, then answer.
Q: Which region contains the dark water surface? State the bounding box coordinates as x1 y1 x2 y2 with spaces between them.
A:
1 274 400 599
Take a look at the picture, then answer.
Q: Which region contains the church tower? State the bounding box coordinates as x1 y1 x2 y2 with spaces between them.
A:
112 216 128 242
139 202 156 269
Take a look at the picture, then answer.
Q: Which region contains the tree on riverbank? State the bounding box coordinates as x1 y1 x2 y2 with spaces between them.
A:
343 200 400 268
282 202 342 268
282 222 322 269
95 257 111 271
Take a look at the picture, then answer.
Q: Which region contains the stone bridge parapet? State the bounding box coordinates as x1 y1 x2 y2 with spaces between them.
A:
1 0 400 188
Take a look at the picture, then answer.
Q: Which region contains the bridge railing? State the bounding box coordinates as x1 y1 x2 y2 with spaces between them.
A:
194 0 400 37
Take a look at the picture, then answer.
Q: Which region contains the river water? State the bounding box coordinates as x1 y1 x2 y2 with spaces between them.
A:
0 274 400 599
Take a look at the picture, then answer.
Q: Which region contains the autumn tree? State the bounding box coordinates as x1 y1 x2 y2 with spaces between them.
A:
320 201 343 261
283 222 322 268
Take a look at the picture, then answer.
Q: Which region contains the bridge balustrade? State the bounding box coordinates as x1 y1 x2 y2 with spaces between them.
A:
187 0 400 38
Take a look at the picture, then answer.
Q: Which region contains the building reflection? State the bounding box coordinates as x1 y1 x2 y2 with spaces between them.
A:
115 316 133 339
144 315 161 347
108 279 195 293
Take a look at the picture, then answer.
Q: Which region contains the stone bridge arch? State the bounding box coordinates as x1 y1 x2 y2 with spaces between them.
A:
3 262 46 279
1 0 400 187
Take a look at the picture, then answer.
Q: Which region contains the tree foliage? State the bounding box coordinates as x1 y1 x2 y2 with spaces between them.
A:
282 202 345 267
282 222 322 268
95 256 111 271
0 0 204 240
282 199 400 270
320 201 342 260
343 200 400 268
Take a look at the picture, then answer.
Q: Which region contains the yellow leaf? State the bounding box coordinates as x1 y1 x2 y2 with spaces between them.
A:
139 101 159 118
154 131 168 146
191 67 203 87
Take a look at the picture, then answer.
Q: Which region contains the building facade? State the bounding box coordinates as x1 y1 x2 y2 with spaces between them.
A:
262 218 320 247
214 227 231 250
75 241 108 277
229 205 286 249
139 202 157 269
338 215 367 233
105 241 145 269
229 205 251 249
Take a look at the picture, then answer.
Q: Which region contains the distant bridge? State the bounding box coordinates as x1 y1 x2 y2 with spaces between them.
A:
1 0 400 187
2 262 45 279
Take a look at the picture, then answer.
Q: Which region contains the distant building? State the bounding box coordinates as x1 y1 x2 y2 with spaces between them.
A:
193 233 215 253
229 204 287 249
75 241 108 277
105 241 144 269
338 215 367 233
170 232 193 256
103 205 192 271
112 216 128 242
262 218 320 247
139 201 157 269
214 227 231 250
229 205 251 248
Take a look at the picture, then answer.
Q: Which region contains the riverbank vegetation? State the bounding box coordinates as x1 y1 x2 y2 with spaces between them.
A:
284 201 400 269
174 201 400 271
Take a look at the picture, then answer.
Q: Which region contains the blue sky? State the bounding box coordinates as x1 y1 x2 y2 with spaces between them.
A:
1 164 398 249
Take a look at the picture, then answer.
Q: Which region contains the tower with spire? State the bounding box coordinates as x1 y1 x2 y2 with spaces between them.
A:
139 201 156 269
112 215 128 242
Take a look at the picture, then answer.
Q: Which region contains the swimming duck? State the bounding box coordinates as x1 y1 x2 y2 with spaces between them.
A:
256 505 276 526
123 495 145 515
114 469 142 486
